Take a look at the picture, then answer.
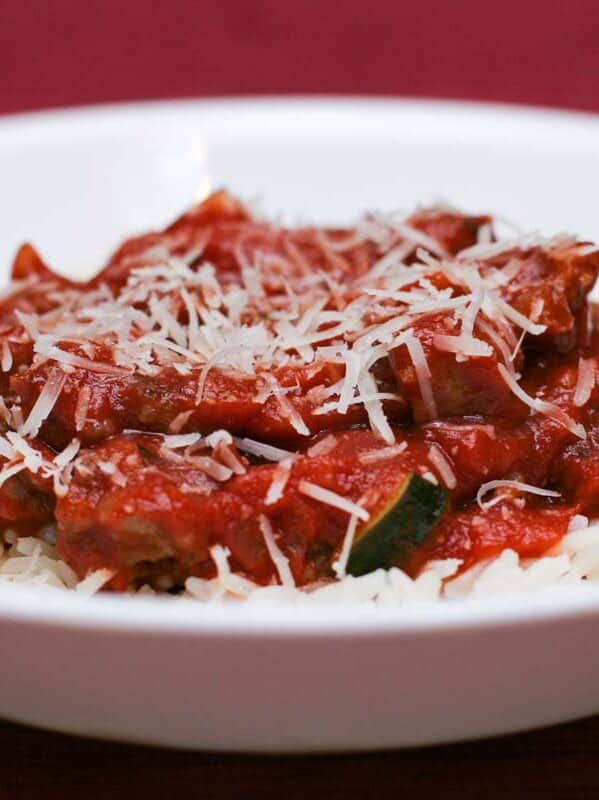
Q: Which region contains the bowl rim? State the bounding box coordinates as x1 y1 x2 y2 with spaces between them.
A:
2 95 599 637
3 581 599 636
2 94 599 145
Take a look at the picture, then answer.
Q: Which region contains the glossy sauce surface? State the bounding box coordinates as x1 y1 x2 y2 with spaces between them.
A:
0 192 597 590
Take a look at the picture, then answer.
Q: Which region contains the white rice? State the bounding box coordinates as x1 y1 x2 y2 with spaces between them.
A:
2 515 599 605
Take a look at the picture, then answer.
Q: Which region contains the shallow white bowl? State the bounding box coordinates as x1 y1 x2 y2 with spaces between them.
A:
1 98 599 751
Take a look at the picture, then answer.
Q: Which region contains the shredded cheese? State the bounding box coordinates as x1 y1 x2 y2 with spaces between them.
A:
404 334 438 420
332 514 359 579
234 437 296 462
298 480 370 521
74 385 91 432
477 480 561 511
358 441 408 463
574 357 596 408
0 208 581 451
497 364 586 439
1 341 12 372
0 202 593 599
19 369 66 438
434 334 493 358
259 515 295 587
427 444 457 489
306 434 337 458
264 458 293 505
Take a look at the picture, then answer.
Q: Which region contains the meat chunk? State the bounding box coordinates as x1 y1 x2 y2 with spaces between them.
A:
551 413 599 514
11 360 395 450
0 436 56 530
55 418 555 589
2 244 75 324
518 347 597 487
389 311 527 422
0 466 54 530
487 244 599 352
98 192 495 291
422 419 533 501
56 429 436 588
409 210 491 255
98 190 379 289
389 241 599 422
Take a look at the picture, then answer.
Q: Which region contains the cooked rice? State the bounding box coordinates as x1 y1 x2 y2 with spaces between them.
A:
2 515 599 605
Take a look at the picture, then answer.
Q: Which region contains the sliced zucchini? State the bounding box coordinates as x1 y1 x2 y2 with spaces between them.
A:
345 473 447 577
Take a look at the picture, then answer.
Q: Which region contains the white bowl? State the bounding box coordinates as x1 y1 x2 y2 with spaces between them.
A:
1 98 599 751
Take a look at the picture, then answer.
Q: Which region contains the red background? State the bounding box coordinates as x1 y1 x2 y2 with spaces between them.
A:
1 0 599 115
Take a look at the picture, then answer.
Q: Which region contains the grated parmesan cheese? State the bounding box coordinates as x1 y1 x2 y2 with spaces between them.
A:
404 333 438 420
574 357 596 408
0 199 595 603
298 480 370 521
19 369 66 438
74 385 91 432
234 437 296 462
497 364 586 439
265 457 293 505
0 208 580 449
427 444 457 489
358 441 408 463
1 341 12 373
306 434 337 458
434 334 493 358
259 515 295 587
332 513 359 579
477 480 561 511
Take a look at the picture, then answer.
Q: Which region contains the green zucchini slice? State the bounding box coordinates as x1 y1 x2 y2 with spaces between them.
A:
345 473 448 577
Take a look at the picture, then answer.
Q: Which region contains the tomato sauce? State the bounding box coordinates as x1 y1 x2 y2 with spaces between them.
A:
0 191 597 591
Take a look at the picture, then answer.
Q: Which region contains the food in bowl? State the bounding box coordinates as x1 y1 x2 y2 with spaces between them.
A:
0 191 598 603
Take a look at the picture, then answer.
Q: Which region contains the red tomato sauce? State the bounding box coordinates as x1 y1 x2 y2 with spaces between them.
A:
0 192 597 591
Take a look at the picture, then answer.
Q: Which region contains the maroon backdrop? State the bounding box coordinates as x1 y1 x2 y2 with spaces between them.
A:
1 0 599 115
